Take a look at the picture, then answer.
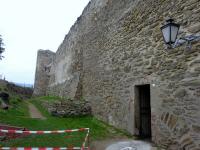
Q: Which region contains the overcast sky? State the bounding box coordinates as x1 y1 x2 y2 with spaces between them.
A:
0 0 90 84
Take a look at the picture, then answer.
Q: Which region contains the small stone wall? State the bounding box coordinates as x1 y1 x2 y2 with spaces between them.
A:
42 99 91 117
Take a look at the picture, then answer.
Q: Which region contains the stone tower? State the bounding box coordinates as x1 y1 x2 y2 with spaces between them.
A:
33 49 55 96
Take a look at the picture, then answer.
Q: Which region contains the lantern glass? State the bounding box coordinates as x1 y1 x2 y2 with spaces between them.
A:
161 25 170 43
171 25 179 43
161 19 180 45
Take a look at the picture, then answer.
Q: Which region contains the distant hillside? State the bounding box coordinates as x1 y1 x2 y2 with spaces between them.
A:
14 82 33 88
0 79 33 99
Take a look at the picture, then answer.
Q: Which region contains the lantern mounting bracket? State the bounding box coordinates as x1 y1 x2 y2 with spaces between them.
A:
172 34 200 49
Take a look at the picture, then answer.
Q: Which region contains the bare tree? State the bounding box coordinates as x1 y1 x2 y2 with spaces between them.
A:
0 35 5 60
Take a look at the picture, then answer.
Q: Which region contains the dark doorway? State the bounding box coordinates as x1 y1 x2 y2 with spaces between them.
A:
135 84 151 138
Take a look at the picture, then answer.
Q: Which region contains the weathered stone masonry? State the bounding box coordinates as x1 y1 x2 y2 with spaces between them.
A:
34 50 55 96
34 0 200 149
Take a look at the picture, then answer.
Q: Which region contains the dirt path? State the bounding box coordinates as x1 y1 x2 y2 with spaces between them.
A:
28 102 46 120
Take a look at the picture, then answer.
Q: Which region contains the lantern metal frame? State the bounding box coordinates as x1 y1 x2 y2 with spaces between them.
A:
161 19 200 49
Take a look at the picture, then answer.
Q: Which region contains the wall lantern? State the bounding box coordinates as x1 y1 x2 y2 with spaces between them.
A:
161 19 200 49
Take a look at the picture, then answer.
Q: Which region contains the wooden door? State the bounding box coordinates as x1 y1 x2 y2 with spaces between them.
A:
138 84 151 138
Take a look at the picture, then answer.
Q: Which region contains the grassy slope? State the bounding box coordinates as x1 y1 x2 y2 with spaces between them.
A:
0 80 32 100
0 96 130 147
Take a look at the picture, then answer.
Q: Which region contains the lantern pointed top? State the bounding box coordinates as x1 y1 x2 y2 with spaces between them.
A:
166 18 174 23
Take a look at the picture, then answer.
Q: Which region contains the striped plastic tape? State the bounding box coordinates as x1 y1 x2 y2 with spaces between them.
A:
0 147 89 150
0 128 89 134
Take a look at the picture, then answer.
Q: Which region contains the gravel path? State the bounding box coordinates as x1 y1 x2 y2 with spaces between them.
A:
28 102 46 120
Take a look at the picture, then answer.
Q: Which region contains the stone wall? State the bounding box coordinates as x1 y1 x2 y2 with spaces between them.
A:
33 50 55 96
34 0 200 149
46 22 85 98
42 99 91 117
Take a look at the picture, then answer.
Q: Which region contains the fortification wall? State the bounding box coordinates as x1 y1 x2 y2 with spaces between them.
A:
34 0 200 149
82 1 200 148
46 27 84 98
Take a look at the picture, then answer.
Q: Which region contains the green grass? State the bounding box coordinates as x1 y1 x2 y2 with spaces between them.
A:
0 96 130 147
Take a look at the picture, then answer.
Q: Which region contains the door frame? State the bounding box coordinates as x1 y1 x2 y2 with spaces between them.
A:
134 84 152 138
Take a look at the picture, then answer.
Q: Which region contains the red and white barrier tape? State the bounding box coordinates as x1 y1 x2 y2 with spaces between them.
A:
0 128 90 150
81 129 90 149
0 128 89 134
0 147 89 150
